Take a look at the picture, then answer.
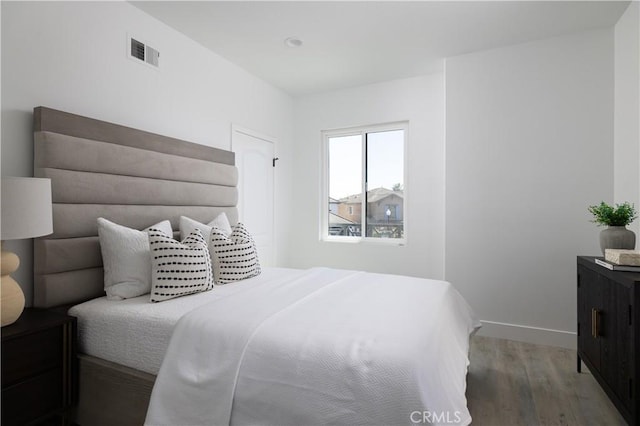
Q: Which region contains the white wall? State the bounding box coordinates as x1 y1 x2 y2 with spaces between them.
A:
614 1 640 235
291 74 446 279
445 29 614 348
291 29 618 348
1 1 294 305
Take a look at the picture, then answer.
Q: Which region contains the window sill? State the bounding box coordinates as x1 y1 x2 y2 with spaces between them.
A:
322 237 406 246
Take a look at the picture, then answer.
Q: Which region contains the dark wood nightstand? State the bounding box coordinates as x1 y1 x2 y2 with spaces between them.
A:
1 308 77 426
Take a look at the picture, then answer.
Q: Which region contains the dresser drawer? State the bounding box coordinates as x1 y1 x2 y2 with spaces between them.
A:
1 326 62 386
1 367 63 426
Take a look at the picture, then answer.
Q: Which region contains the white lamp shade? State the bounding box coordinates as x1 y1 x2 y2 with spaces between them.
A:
1 177 53 240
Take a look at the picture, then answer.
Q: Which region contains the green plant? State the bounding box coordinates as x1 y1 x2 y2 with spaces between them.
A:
588 201 638 226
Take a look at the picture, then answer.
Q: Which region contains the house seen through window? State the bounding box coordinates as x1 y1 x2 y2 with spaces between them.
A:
324 123 406 242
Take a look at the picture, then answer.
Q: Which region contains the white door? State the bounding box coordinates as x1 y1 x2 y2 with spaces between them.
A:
232 126 275 266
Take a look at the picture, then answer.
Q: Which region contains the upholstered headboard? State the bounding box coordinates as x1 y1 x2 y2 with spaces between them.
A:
33 107 238 308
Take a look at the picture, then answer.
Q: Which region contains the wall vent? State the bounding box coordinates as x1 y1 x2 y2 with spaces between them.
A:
145 45 160 67
128 36 159 68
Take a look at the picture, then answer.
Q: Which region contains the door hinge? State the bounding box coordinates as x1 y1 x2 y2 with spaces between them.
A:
577 322 580 337
630 378 633 399
272 157 279 167
630 305 633 326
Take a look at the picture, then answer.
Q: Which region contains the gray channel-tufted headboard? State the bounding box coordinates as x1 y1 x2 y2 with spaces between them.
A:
33 107 238 308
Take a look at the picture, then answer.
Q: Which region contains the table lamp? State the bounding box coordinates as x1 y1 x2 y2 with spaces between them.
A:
1 177 53 326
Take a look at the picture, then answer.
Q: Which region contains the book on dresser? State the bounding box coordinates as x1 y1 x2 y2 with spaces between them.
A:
594 257 640 272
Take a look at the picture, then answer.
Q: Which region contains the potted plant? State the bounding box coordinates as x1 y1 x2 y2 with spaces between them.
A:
588 201 638 255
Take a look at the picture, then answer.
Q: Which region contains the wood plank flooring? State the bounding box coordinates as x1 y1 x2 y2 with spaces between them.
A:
467 336 626 426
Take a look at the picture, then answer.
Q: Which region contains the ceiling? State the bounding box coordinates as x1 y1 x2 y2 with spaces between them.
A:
131 1 630 97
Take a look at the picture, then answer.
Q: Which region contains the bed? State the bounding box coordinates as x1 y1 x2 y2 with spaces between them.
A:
32 106 480 426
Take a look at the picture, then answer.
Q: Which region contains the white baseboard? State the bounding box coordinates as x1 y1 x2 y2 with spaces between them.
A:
476 320 576 349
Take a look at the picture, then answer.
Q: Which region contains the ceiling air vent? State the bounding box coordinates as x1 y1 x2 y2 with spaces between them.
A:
128 36 159 68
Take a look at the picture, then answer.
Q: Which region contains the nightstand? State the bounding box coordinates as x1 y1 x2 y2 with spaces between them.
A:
1 308 76 425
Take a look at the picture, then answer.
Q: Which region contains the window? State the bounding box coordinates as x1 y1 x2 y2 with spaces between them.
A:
323 123 406 242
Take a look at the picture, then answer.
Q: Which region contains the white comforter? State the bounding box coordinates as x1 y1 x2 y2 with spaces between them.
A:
145 267 480 426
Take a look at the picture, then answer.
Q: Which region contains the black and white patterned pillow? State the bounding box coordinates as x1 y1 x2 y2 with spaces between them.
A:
210 222 261 284
148 228 214 302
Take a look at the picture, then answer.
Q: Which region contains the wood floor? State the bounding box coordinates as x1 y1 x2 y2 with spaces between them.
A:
466 336 626 426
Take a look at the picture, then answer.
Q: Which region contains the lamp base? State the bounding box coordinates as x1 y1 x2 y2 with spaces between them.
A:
1 248 25 326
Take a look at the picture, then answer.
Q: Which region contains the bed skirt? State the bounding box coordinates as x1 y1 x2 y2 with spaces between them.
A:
75 354 155 426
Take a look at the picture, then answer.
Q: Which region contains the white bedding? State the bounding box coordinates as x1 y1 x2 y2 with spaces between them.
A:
68 267 305 374
146 267 480 426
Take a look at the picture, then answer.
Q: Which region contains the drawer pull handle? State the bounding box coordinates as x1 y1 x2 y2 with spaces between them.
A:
591 308 601 338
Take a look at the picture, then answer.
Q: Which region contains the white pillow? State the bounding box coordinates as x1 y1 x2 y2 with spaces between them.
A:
180 213 233 250
209 222 261 284
97 218 173 300
148 228 214 302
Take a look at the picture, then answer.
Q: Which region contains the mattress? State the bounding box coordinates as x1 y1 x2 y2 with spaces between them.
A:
68 267 302 375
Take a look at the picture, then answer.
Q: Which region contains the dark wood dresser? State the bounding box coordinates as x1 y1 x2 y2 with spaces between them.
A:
577 256 639 425
1 308 76 425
